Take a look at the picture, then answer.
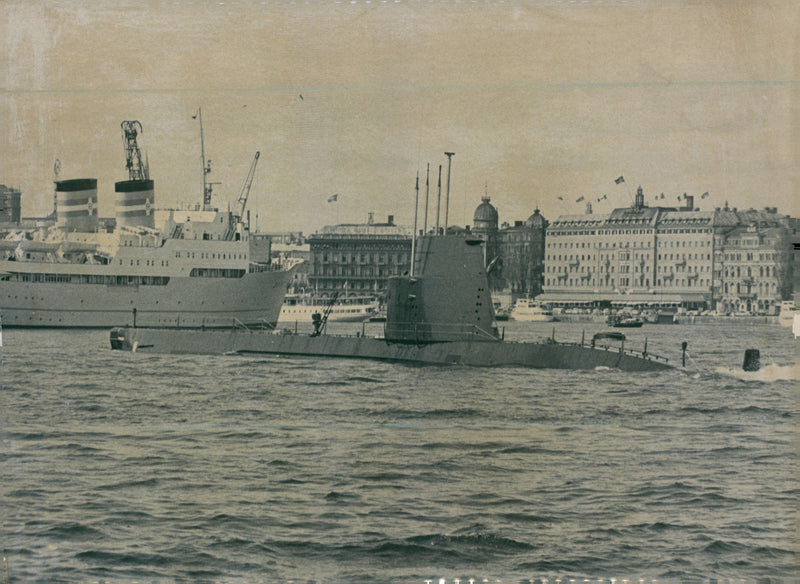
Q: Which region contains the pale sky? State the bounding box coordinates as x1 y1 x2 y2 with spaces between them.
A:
2 0 798 233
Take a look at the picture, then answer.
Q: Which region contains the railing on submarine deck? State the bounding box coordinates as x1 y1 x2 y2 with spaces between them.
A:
384 321 501 343
498 329 671 364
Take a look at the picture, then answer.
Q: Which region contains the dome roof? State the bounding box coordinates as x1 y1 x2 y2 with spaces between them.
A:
526 207 546 228
473 196 498 225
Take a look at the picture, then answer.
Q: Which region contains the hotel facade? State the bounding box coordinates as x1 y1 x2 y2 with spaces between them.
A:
538 186 794 314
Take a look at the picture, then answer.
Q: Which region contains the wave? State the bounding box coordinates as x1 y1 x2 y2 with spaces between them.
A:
95 477 160 490
713 363 799 383
37 521 104 540
75 549 172 567
373 407 483 420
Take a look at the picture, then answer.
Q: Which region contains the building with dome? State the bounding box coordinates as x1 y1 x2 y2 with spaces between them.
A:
471 196 501 287
470 195 549 295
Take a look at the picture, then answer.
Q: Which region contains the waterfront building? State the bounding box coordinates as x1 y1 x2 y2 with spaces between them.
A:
307 214 411 298
470 195 549 295
540 187 795 313
497 209 548 296
714 209 794 314
471 196 501 289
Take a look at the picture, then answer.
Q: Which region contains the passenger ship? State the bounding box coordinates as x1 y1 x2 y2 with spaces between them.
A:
0 118 297 328
279 293 380 323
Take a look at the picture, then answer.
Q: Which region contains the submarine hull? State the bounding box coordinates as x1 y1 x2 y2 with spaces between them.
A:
110 326 672 372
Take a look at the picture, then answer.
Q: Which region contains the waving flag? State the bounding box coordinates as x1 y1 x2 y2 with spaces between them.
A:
327 193 339 203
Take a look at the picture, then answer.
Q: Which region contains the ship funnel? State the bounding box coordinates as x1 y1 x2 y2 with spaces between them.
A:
114 179 155 228
56 178 99 232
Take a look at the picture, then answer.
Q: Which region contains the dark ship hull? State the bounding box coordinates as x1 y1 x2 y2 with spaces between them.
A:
110 236 675 372
109 326 671 371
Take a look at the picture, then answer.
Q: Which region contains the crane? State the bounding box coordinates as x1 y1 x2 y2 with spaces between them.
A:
237 151 260 221
120 121 149 181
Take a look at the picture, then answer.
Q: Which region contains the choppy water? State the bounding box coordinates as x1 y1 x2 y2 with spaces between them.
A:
1 321 798 583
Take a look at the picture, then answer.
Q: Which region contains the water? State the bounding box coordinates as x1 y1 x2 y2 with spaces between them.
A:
1 322 797 583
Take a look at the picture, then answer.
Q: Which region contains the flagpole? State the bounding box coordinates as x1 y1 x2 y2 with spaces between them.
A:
411 172 419 278
435 165 442 236
423 163 430 234
444 152 454 234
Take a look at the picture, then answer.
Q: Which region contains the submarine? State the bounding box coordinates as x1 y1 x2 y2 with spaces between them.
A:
110 234 678 372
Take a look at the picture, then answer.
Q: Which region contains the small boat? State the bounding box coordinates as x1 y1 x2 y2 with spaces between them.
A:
607 312 645 328
279 293 380 323
510 298 554 322
368 309 387 322
778 300 797 327
493 301 511 321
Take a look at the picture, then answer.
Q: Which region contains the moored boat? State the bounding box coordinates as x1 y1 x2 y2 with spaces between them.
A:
510 298 555 322
778 300 797 327
607 312 645 328
279 293 380 323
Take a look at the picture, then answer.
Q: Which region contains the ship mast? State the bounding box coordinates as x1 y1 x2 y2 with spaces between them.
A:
411 172 419 278
193 108 217 211
444 152 454 234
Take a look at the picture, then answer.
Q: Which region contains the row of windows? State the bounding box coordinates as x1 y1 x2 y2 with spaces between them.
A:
725 266 775 278
724 282 777 294
176 251 246 260
119 258 169 267
547 239 712 249
724 252 778 262
545 277 714 288
2 273 169 286
189 268 246 279
551 227 712 236
545 252 711 262
317 253 410 264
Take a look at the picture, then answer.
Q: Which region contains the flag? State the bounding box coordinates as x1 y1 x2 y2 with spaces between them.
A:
327 193 338 203
576 196 585 203
701 192 709 199
615 176 625 184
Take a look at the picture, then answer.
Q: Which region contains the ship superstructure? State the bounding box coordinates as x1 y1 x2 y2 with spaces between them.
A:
0 117 296 328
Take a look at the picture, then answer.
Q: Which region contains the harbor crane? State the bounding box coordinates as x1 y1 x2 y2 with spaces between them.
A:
120 120 149 181
237 151 260 220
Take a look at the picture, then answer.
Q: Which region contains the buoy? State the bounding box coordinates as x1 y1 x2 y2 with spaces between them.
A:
742 348 760 371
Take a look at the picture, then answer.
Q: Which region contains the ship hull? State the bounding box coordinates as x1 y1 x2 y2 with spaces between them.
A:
0 269 294 328
109 327 673 372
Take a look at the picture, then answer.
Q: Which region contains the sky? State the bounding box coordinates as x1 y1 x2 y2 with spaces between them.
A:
1 0 798 233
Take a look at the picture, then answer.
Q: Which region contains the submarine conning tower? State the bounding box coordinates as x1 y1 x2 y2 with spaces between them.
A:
115 179 155 229
56 178 98 232
384 235 499 343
